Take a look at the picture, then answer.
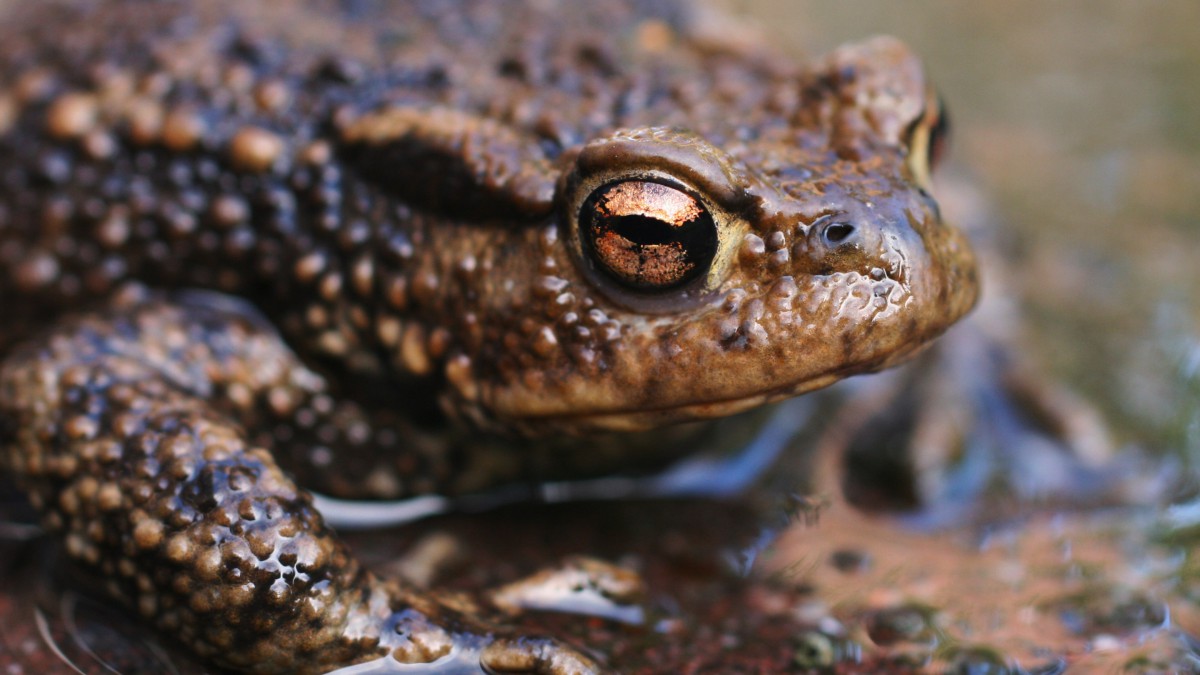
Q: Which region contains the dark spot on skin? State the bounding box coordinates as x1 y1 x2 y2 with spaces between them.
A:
576 44 619 78
313 56 366 84
424 64 450 88
839 328 857 361
228 33 274 67
497 56 527 80
830 548 871 573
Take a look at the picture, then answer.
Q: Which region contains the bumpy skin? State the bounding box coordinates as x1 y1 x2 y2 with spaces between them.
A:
0 1 978 672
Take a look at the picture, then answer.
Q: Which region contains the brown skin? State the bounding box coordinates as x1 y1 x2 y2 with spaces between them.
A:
0 1 976 673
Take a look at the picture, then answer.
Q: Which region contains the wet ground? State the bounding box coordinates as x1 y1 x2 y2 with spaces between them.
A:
3 2 1200 674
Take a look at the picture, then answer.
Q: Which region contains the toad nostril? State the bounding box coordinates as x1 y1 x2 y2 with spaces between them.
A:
822 222 856 246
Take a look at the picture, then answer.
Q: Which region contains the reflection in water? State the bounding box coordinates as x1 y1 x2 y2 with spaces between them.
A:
324 639 491 675
0 526 207 674
32 594 184 675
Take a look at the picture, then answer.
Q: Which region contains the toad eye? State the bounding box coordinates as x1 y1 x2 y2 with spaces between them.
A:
905 91 950 191
924 96 950 171
579 180 718 291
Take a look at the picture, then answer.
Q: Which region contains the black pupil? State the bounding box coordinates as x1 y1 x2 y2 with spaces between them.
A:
609 214 696 247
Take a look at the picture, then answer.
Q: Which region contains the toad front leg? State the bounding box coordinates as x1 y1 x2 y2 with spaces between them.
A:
0 291 597 675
